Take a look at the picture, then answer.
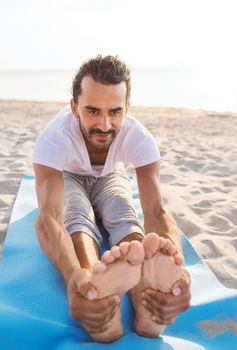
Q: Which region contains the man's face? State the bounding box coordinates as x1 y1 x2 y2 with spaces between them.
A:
71 76 129 152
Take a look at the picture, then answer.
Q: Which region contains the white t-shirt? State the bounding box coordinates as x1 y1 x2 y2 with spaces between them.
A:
33 105 160 177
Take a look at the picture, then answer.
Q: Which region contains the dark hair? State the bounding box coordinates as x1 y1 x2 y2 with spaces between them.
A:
72 54 131 103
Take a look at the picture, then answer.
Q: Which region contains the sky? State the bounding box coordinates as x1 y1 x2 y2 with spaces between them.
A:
0 0 237 70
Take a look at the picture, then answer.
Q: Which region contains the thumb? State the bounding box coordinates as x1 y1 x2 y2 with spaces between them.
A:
77 281 98 300
72 268 98 300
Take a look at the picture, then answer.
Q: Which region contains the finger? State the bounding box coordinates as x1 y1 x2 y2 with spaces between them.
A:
142 297 170 318
171 269 191 294
146 298 191 322
145 279 191 305
77 301 120 322
151 315 166 325
73 295 121 322
171 279 189 296
143 290 191 312
77 281 98 300
85 320 113 334
80 305 119 334
83 304 119 329
101 304 120 324
153 316 177 325
76 294 120 314
151 315 177 325
142 291 191 318
142 290 175 308
146 303 176 322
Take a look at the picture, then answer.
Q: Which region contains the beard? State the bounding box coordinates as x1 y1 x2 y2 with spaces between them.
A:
80 125 117 151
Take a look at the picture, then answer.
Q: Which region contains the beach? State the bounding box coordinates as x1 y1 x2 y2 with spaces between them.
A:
0 99 237 290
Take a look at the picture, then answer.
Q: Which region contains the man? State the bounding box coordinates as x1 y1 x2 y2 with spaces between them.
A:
33 55 191 343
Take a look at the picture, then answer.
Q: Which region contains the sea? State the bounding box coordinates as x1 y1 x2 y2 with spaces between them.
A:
0 66 236 112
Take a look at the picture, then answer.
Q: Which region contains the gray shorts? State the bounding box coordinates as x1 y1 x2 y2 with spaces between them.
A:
63 170 144 247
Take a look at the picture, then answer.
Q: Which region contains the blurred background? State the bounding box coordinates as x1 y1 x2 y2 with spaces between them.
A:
0 0 236 111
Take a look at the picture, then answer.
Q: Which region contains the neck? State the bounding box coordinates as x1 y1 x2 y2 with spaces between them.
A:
83 138 109 166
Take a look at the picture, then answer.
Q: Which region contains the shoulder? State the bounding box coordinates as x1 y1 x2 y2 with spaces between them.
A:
44 105 76 136
122 114 155 141
33 105 75 171
123 114 145 129
121 114 160 168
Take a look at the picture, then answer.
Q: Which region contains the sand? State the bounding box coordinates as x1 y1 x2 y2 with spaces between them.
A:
0 100 237 293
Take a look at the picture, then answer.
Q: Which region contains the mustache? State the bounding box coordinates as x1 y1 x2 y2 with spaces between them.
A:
91 128 115 135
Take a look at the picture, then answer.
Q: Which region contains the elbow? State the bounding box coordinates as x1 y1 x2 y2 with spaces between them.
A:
35 213 50 234
35 214 49 242
35 213 61 241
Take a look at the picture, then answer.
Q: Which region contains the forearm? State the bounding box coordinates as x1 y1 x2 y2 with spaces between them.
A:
35 213 80 284
143 208 182 253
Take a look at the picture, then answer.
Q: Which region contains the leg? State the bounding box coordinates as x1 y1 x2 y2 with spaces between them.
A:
89 171 145 298
71 231 100 271
64 172 144 342
90 172 183 337
117 232 144 244
92 170 144 247
64 172 119 341
90 171 145 296
86 172 145 341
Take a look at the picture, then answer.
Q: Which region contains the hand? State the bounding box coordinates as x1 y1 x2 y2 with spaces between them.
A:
141 267 191 325
67 268 120 334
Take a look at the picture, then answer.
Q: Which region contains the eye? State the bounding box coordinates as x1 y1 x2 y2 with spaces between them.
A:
88 109 98 115
111 109 122 117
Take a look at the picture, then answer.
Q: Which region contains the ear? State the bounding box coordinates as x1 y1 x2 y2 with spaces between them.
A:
125 100 130 114
70 99 78 117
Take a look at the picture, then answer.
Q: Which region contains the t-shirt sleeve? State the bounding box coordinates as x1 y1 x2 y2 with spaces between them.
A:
33 127 70 171
125 126 160 168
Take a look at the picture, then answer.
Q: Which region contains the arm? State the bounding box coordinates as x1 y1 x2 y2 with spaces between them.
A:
34 164 80 284
136 161 191 324
136 161 182 252
34 164 119 334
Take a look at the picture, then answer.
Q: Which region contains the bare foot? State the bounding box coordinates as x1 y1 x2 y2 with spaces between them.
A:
89 240 145 342
131 233 183 338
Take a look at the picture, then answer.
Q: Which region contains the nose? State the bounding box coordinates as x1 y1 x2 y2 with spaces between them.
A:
98 114 111 132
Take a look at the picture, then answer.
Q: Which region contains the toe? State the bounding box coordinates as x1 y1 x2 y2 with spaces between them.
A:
174 253 184 265
162 239 177 256
127 240 145 265
111 246 122 259
92 261 107 274
158 237 168 249
102 251 116 264
143 233 160 258
119 241 130 255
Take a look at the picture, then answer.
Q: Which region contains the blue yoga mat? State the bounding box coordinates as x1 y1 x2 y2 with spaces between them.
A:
0 176 237 350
